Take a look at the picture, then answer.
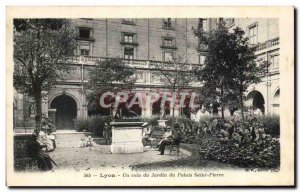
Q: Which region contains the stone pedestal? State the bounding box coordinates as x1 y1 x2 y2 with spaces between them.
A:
110 121 144 154
157 119 168 127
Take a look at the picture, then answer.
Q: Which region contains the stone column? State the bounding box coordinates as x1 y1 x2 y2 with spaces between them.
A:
173 107 180 117
142 100 152 117
48 109 56 132
41 91 48 116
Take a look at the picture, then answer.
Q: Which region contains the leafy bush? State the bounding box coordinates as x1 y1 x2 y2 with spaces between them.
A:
197 116 280 169
258 115 280 137
90 115 112 137
141 115 160 127
163 116 204 143
74 118 91 132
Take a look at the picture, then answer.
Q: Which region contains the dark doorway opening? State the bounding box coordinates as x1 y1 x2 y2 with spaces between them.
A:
247 91 265 114
50 95 77 129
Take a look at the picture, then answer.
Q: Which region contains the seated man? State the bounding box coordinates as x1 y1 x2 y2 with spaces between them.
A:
155 126 172 149
158 123 182 155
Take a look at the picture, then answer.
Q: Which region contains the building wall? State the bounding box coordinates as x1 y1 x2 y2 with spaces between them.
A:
71 18 200 64
229 18 280 115
231 18 279 43
13 18 280 130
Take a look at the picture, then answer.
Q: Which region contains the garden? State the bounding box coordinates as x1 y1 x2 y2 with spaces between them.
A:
74 114 280 170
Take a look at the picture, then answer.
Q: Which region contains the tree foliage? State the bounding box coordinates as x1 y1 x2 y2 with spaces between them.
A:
152 53 199 117
195 21 267 119
13 19 77 129
85 58 136 100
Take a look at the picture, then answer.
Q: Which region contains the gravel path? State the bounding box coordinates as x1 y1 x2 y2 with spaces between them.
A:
49 133 191 172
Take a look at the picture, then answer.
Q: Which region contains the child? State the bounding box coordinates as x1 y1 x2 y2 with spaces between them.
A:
78 138 86 148
86 136 93 147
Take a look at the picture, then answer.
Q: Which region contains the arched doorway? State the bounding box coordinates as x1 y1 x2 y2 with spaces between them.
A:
272 89 280 114
246 90 265 114
50 95 77 130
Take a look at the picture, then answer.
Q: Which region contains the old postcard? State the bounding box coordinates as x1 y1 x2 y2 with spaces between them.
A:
6 6 294 186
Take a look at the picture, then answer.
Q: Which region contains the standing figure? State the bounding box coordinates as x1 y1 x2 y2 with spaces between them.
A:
103 123 112 145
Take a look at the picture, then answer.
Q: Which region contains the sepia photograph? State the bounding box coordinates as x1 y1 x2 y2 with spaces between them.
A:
6 6 294 187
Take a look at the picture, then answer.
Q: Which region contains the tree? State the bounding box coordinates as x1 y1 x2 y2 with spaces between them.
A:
13 19 77 130
85 58 136 116
152 53 198 117
195 21 266 119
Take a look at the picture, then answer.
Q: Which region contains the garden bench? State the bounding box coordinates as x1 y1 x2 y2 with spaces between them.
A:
167 139 181 157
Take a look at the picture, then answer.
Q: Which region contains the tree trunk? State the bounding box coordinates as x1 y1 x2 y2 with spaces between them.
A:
172 88 176 118
221 106 224 119
34 89 42 131
240 93 244 122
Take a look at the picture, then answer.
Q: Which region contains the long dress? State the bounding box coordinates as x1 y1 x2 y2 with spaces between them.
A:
37 131 54 152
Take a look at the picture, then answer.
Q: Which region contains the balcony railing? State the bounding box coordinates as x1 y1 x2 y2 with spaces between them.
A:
256 37 279 52
67 56 200 69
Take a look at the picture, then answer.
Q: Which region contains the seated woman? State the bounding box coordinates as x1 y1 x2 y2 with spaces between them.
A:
37 125 54 152
27 133 54 171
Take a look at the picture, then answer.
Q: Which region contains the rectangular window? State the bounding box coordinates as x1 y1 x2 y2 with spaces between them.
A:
124 48 134 59
79 28 91 39
79 45 90 56
163 18 174 29
163 39 173 47
123 18 134 23
124 34 133 43
249 24 258 45
163 52 173 62
80 49 89 56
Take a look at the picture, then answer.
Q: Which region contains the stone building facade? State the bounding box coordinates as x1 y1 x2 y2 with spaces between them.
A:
226 18 280 115
13 18 280 130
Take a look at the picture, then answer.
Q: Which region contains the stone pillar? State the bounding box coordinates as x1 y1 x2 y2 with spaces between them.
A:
83 106 88 119
110 121 144 154
48 109 56 131
173 107 180 117
142 100 152 117
41 91 48 116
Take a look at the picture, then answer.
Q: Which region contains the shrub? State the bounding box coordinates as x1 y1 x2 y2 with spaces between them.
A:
74 118 91 132
163 116 204 144
258 115 280 137
197 116 280 169
90 115 112 137
141 115 160 127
